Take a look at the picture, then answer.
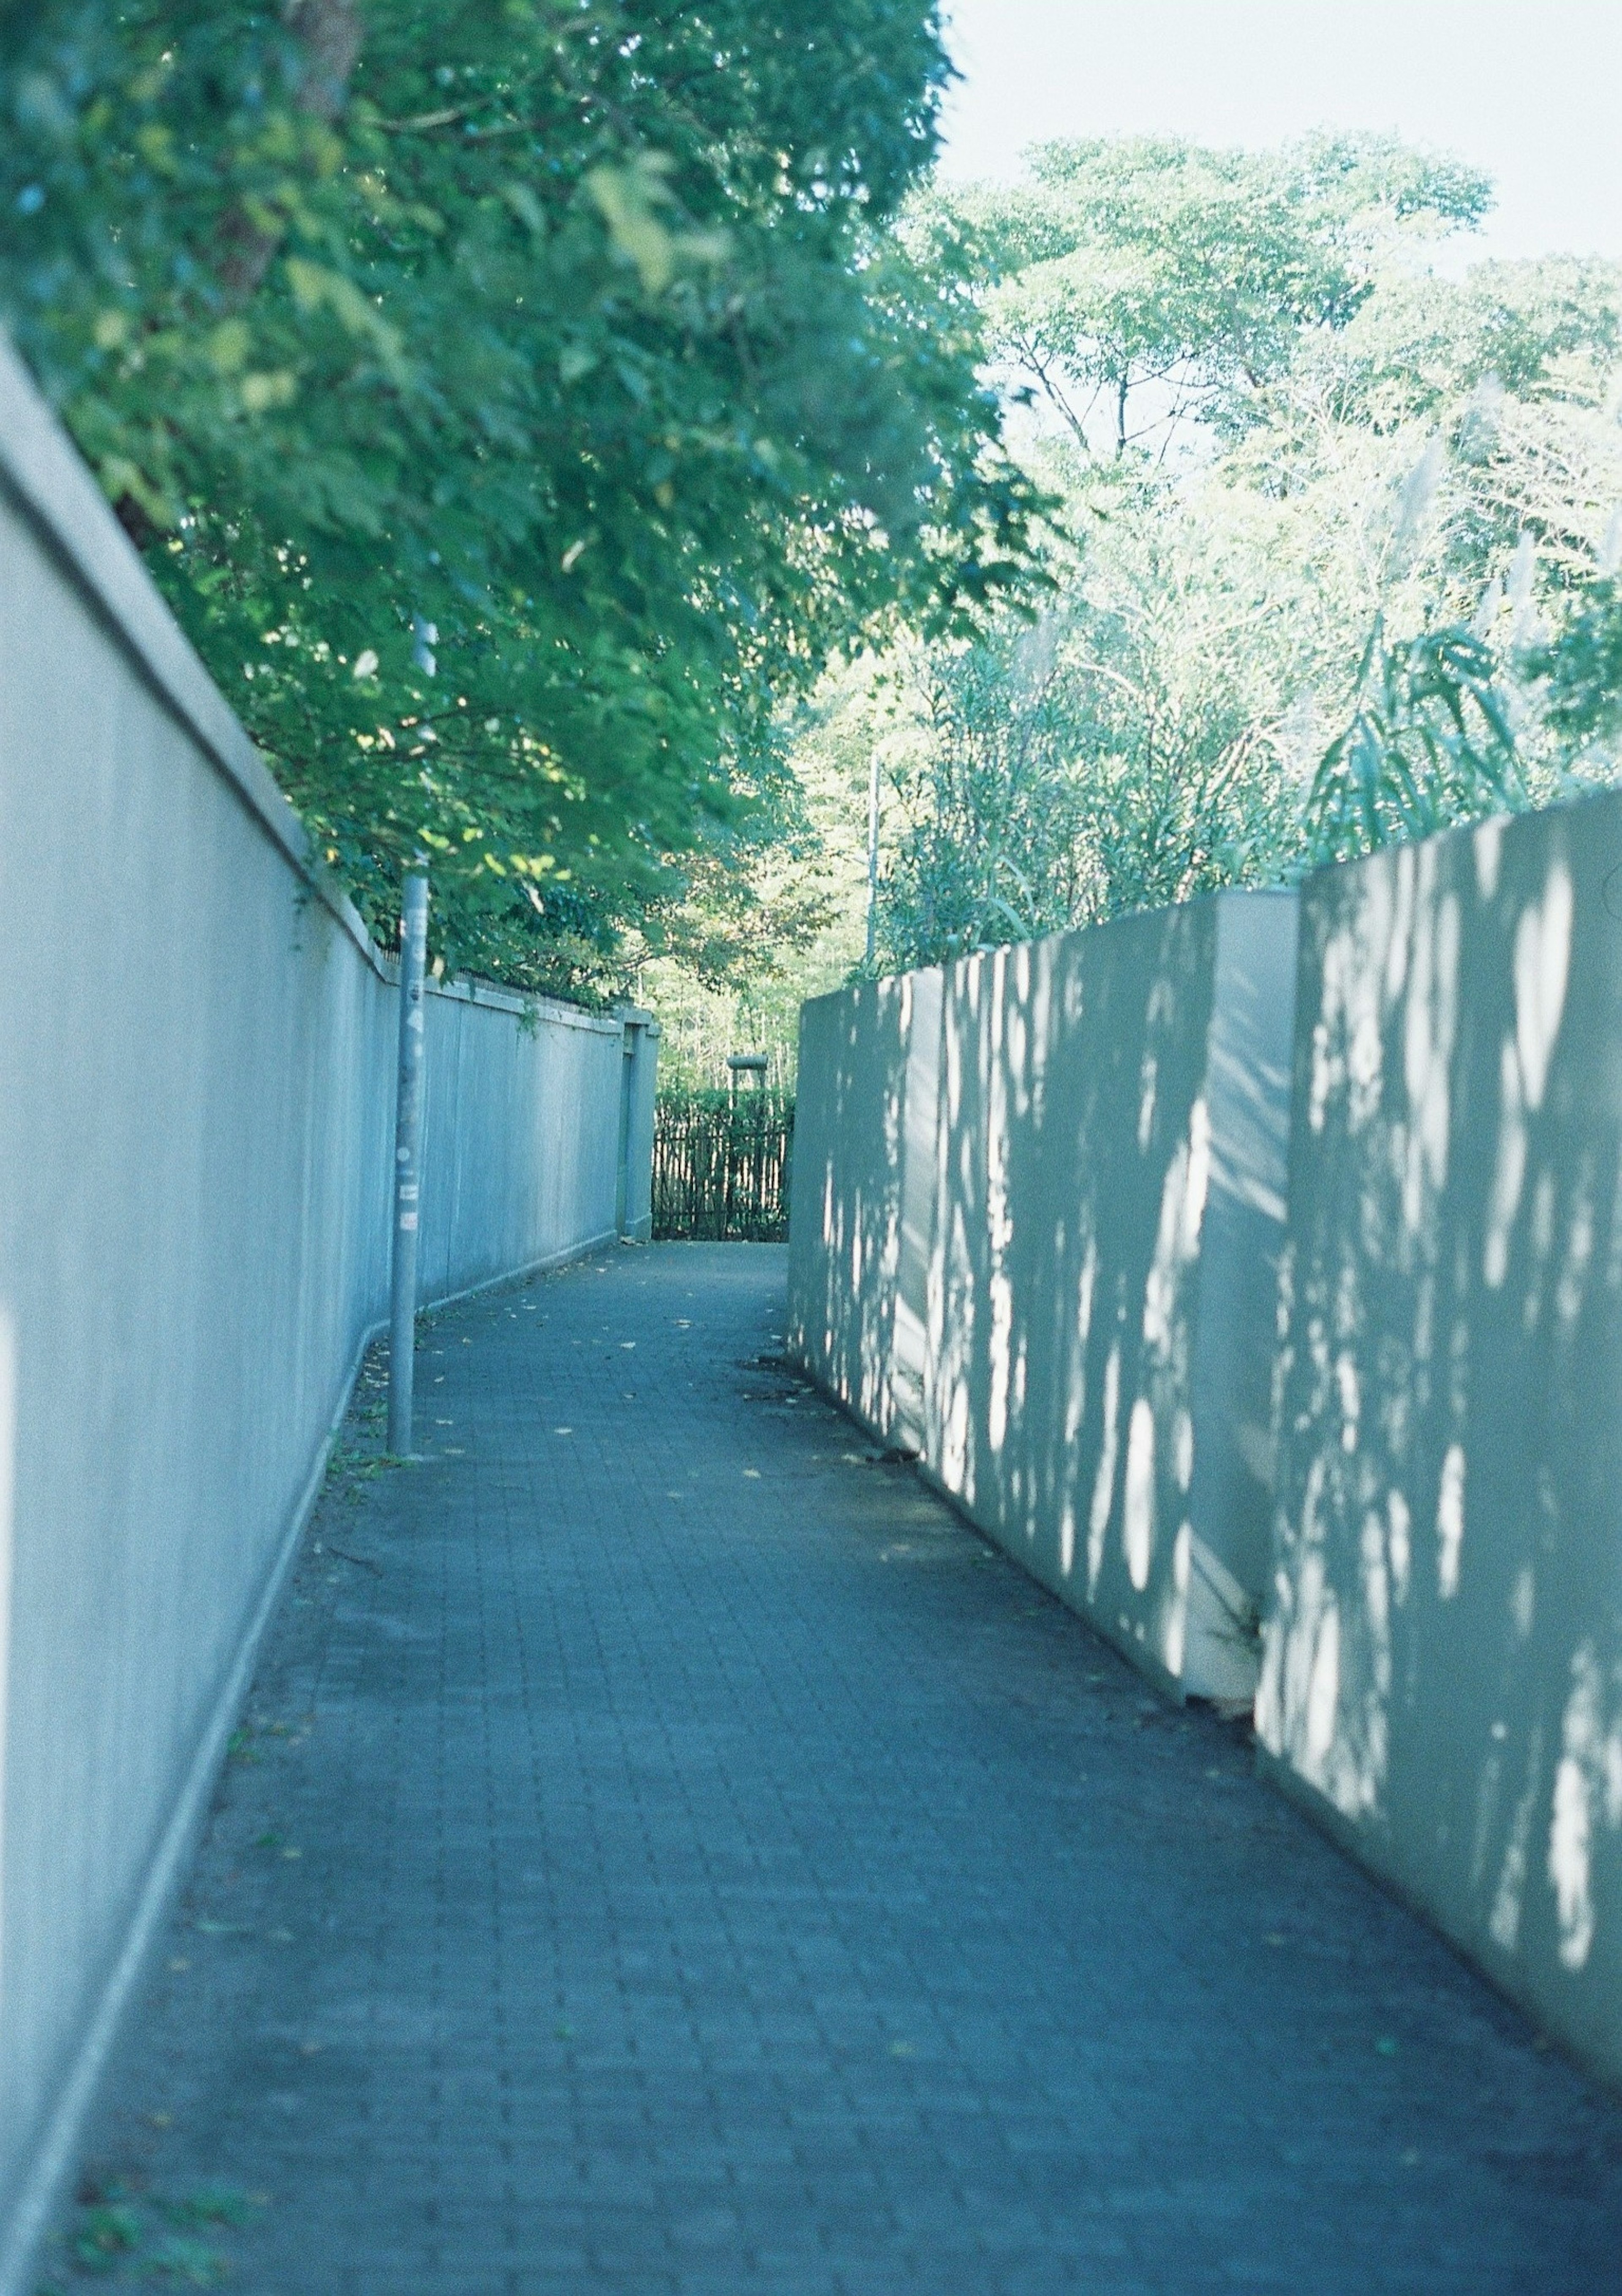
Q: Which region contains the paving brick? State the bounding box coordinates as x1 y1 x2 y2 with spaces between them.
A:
41 1243 1622 2293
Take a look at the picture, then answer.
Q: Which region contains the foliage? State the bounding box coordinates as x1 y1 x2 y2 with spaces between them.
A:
0 0 1040 979
1284 256 1622 432
928 134 1491 457
634 650 883 1083
861 458 1306 969
1304 617 1524 864
832 133 1622 971
874 624 1098 962
868 621 1298 968
1524 577 1622 749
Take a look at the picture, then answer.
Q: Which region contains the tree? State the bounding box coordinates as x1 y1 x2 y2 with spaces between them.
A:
632 668 875 1087
866 494 1301 971
1527 578 1622 750
931 133 1491 459
820 134 1622 967
0 1 1040 979
1303 619 1523 865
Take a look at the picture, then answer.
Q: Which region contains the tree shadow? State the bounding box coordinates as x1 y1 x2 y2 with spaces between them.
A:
789 890 1297 1704
1258 789 1622 2081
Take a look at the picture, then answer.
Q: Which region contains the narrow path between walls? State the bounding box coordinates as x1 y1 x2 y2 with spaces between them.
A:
43 1245 1622 2293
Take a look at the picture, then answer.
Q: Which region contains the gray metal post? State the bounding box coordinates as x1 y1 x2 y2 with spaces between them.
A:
387 871 430 1456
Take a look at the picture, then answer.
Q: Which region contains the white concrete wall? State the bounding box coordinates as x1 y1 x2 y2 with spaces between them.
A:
417 979 629 1306
795 791 1622 2084
789 891 1298 1702
1257 791 1622 2088
788 974 918 1441
0 338 651 2287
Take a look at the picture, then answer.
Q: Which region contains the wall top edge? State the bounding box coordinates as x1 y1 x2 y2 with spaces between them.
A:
421 976 623 1034
799 784 1622 1024
798 881 1299 1017
416 988 660 1038
0 332 390 976
1298 784 1622 895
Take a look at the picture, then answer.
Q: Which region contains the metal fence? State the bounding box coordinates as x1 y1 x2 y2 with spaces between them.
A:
653 1088 795 1240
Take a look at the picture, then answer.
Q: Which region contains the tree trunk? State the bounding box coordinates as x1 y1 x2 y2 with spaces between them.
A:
286 0 364 123
219 0 364 301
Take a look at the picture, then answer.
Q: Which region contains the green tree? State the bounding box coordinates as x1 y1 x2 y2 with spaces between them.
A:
932 133 1491 458
1303 618 1523 864
1527 578 1622 750
0 0 1039 979
867 496 1300 971
804 134 1622 966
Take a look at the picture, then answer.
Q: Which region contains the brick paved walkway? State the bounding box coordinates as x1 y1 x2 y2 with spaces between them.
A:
49 1245 1622 2293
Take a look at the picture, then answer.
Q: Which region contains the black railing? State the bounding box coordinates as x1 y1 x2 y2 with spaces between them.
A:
653 1089 795 1241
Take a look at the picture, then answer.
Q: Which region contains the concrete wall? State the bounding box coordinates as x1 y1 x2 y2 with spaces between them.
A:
788 974 919 1441
0 338 654 2288
789 891 1298 1703
794 791 1622 2086
416 979 631 1305
1257 791 1622 2087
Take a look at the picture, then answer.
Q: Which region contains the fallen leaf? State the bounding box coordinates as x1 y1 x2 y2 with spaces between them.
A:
73 2204 140 2268
161 2188 253 2230
145 2232 228 2284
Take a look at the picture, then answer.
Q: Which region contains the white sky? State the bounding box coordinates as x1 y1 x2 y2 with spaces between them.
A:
938 2 1622 266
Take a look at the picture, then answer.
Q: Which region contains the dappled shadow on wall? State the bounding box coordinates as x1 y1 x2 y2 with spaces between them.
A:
918 900 1295 1703
1257 792 1622 2070
785 974 919 1442
923 913 1217 1692
788 892 1298 1712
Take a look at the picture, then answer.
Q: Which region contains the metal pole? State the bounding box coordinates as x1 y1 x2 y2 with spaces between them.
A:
865 751 880 968
615 1020 637 1236
387 870 429 1456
